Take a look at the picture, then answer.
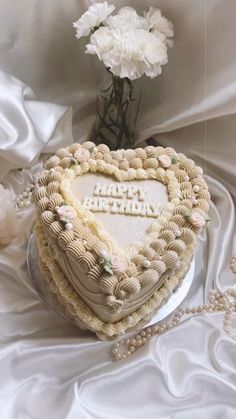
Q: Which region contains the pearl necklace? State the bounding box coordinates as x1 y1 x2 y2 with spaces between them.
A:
16 183 34 208
112 288 236 361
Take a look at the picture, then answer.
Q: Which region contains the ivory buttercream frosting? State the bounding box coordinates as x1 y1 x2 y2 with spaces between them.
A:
33 142 210 338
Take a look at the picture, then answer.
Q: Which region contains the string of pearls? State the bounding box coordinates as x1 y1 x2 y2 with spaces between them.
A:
15 182 34 209
112 288 236 361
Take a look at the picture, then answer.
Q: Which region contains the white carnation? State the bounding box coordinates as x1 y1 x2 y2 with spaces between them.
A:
86 27 168 80
86 27 113 60
75 4 173 80
73 2 115 39
144 7 174 46
107 6 148 30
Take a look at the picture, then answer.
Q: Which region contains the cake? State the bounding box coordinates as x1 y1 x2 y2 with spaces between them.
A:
34 142 210 339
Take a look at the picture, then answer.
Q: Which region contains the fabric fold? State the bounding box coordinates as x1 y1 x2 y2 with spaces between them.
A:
0 71 73 181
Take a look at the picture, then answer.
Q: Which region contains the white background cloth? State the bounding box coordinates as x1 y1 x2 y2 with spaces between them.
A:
0 1 236 418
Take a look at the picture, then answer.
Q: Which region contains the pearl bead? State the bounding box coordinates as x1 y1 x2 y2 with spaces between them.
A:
175 229 182 237
142 338 147 344
152 326 158 333
130 346 135 352
141 331 146 337
184 175 190 181
65 223 73 231
193 185 200 193
146 327 152 334
100 249 108 258
131 339 137 346
143 259 151 269
112 348 118 354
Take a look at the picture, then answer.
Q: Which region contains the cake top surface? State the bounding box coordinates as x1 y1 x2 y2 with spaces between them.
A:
70 172 168 248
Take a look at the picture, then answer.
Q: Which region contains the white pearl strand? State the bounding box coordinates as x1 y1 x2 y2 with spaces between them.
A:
112 288 236 361
15 182 34 209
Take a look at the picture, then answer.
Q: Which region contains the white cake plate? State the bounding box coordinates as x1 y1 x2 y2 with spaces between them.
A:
27 235 194 332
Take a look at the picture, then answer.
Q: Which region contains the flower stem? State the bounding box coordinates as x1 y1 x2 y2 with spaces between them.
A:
94 71 139 150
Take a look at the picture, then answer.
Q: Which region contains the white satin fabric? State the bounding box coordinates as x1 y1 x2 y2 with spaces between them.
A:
0 0 236 418
0 71 73 181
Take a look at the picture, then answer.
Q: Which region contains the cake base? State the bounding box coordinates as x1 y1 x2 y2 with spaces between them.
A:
27 234 195 333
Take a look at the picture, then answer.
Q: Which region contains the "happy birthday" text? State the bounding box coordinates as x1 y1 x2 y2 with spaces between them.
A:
81 182 163 218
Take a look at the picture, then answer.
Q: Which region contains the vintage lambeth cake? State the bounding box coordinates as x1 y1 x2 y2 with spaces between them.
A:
33 142 210 339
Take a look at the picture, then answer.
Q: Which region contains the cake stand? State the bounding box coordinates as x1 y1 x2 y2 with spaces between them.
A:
27 234 195 332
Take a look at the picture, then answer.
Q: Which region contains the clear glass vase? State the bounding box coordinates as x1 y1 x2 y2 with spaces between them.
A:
92 70 141 150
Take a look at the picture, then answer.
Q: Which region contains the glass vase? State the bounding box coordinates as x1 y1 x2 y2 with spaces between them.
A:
92 70 141 150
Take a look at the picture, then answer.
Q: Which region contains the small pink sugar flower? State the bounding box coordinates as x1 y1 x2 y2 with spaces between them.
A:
56 205 77 221
74 148 90 163
111 254 128 274
158 154 171 168
189 211 206 228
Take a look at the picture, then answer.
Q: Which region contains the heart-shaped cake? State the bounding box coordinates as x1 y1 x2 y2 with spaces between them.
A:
34 142 210 338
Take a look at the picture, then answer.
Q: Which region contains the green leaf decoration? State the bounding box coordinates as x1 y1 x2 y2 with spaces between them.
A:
103 255 112 264
171 156 178 164
183 209 191 221
104 263 113 275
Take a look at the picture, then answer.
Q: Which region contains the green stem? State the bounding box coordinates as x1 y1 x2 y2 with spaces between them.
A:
94 71 137 149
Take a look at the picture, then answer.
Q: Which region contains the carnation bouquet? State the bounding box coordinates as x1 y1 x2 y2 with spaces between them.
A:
74 2 174 149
